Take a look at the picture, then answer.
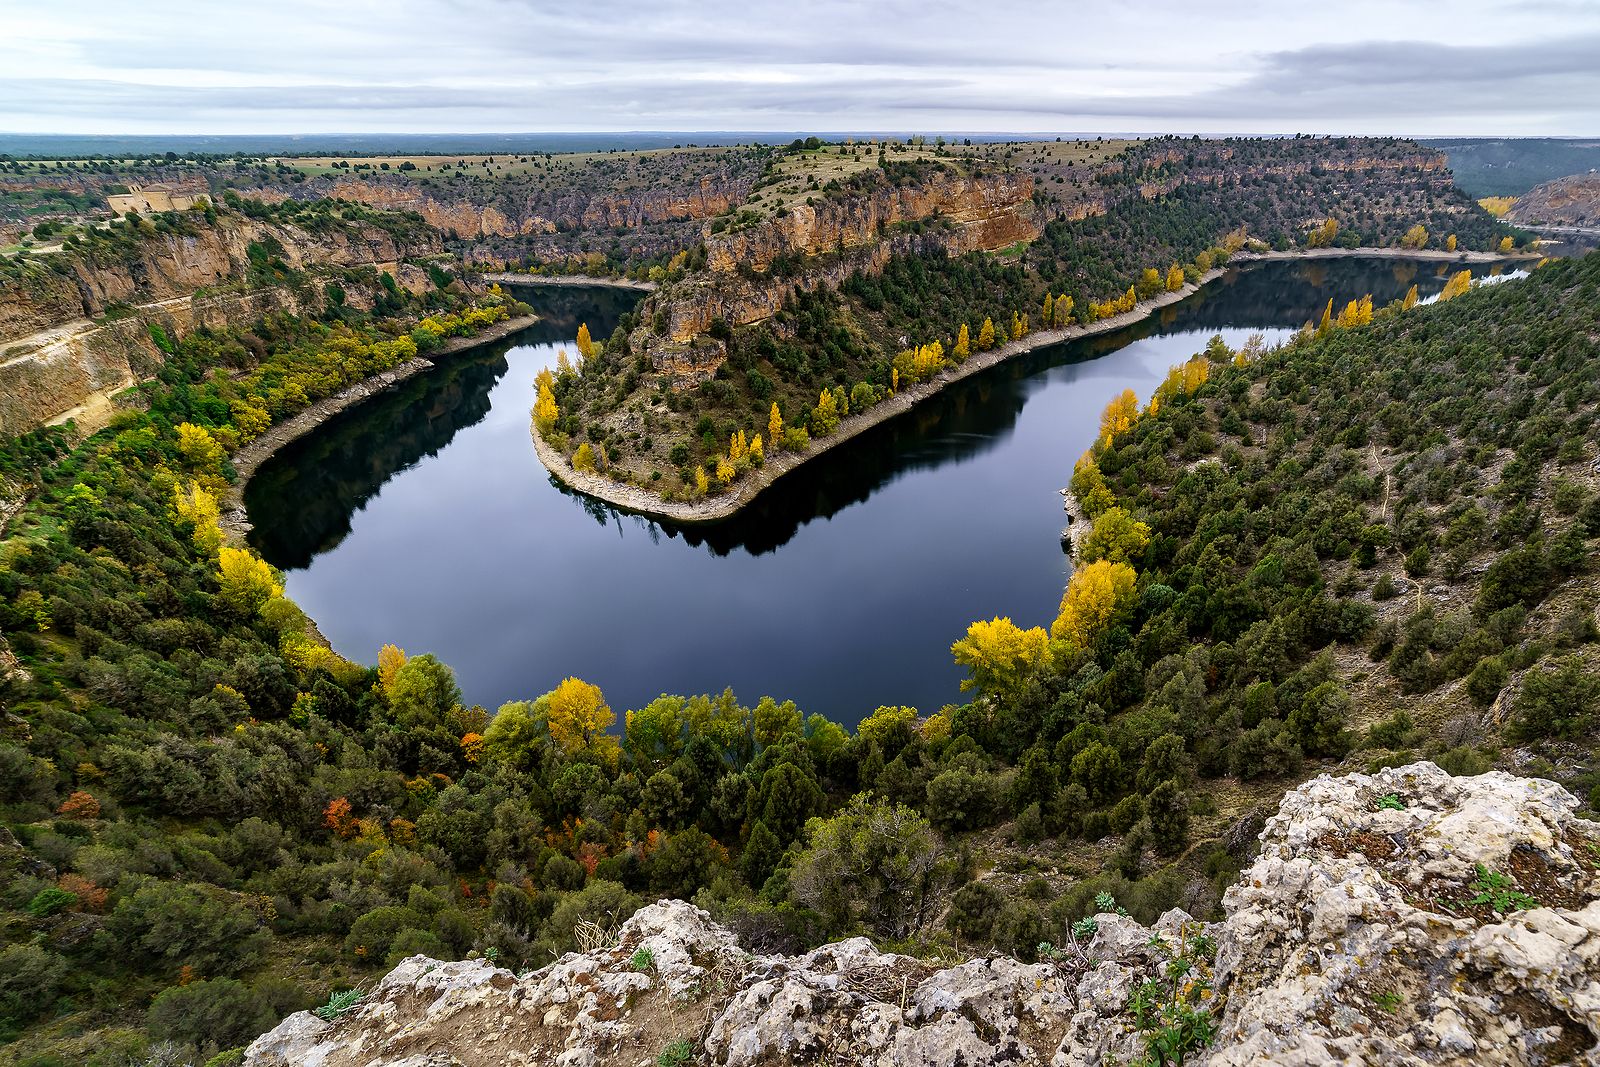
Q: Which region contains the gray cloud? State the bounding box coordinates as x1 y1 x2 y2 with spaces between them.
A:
4 0 1599 134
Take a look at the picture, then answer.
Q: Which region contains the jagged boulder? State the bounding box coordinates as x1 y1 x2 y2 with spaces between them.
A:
245 763 1600 1066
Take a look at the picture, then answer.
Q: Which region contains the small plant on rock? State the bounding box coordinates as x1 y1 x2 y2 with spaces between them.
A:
1377 794 1405 811
1465 863 1537 914
1127 921 1218 1067
657 1038 695 1067
630 946 655 971
314 988 364 1021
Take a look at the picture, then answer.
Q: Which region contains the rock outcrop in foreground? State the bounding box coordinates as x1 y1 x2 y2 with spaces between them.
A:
246 763 1600 1066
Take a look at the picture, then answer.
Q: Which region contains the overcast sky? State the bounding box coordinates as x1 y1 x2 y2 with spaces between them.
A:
3 0 1598 136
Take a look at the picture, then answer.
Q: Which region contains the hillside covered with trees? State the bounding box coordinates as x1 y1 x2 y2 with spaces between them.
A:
0 190 1593 1067
531 135 1530 506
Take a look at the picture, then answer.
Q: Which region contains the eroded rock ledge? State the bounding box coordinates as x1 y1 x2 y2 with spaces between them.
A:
245 762 1600 1066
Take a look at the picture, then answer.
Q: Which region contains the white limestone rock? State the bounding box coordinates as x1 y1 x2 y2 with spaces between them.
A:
246 763 1600 1067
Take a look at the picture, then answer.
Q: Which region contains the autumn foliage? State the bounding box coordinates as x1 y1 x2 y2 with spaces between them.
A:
324 797 356 839
1052 559 1139 651
57 791 101 820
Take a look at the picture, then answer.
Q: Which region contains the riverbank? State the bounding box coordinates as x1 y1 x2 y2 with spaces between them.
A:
530 245 1540 525
530 268 1228 524
481 272 657 292
221 313 537 537
1233 247 1540 264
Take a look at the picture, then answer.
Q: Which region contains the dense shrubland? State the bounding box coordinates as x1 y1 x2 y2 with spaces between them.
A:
2 241 1596 1065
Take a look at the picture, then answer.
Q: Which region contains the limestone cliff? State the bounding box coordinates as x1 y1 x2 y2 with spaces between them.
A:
1508 174 1600 229
0 212 439 343
638 169 1037 383
246 172 752 265
0 211 442 436
0 286 315 437
244 762 1600 1067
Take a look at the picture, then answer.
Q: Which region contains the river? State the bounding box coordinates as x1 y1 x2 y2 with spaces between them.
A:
245 256 1518 723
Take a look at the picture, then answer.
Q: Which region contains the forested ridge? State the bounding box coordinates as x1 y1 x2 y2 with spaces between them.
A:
1 170 1595 1067
538 135 1531 501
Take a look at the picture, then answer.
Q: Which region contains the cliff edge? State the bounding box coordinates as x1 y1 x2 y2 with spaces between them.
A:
244 762 1600 1066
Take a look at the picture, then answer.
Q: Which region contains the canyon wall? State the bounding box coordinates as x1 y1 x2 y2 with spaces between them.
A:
639 171 1038 382
0 212 442 436
0 285 315 438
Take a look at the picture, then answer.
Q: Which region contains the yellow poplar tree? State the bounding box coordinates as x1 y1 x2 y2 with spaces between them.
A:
749 433 764 465
1400 224 1429 250
377 644 407 695
1139 268 1163 298
1051 559 1138 650
1042 293 1055 327
813 389 840 435
573 443 597 472
176 423 225 479
953 323 971 360
546 677 618 765
1317 299 1333 334
533 381 559 433
729 430 748 462
694 467 710 496
1079 506 1151 565
716 456 736 484
172 482 223 556
768 402 783 448
950 617 1049 702
1306 218 1339 248
1071 454 1117 517
575 323 596 361
1439 270 1473 302
1166 264 1185 292
1098 388 1140 447
977 317 995 350
1402 285 1420 310
216 546 284 617
1055 294 1073 325
1335 295 1373 328
1445 234 1457 252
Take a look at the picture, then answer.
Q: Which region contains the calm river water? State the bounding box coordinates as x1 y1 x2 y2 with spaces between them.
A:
246 257 1515 723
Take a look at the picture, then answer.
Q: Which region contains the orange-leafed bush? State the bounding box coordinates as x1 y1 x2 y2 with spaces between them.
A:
57 791 101 820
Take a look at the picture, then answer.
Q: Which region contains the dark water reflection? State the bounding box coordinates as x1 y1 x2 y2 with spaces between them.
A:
246 258 1515 722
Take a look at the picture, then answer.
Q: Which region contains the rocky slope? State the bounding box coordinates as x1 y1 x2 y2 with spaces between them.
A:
1507 173 1600 228
639 167 1037 382
244 762 1600 1066
0 211 439 342
0 211 442 436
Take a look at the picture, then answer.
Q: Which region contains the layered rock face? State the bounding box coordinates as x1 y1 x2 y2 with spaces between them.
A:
0 215 440 436
639 171 1038 384
1508 174 1600 228
0 286 314 437
244 762 1600 1067
0 214 439 343
250 173 751 241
